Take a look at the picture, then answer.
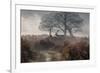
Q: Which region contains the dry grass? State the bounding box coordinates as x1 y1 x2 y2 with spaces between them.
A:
21 35 89 63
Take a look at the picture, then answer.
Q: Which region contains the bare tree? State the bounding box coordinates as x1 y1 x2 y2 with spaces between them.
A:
39 13 57 37
53 12 83 37
39 12 83 37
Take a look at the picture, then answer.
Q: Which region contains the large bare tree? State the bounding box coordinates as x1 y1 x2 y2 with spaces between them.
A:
53 12 83 37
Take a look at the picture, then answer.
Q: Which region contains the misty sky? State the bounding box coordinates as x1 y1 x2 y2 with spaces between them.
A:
21 10 89 36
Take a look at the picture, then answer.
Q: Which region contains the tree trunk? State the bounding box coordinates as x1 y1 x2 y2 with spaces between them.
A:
49 28 52 37
63 13 67 37
68 29 74 37
64 29 66 37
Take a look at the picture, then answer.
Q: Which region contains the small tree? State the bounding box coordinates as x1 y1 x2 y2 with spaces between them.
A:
39 13 57 37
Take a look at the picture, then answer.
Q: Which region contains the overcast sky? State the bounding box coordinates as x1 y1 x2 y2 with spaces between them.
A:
21 10 89 36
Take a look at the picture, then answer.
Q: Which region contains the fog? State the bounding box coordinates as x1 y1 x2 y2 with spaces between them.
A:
21 10 89 37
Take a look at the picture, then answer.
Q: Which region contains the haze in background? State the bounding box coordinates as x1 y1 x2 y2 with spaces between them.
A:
21 10 89 37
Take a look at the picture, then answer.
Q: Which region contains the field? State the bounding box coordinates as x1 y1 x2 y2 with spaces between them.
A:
21 35 89 63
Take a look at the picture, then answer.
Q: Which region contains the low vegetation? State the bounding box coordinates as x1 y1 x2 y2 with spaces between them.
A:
21 35 89 63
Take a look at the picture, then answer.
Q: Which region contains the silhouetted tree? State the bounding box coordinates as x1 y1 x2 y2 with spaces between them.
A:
40 12 83 37
39 13 57 37
53 12 83 37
